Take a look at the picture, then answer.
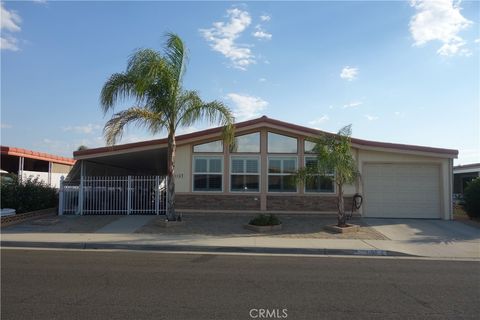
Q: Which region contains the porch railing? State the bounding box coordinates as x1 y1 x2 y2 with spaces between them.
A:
58 176 167 215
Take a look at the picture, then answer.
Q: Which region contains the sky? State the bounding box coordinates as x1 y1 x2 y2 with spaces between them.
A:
1 0 479 165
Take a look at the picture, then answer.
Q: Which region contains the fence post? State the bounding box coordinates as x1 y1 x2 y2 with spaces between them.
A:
155 176 160 215
127 176 132 215
78 175 84 215
58 176 64 216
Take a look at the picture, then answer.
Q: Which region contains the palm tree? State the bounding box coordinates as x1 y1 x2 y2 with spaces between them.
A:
100 33 235 221
296 125 360 227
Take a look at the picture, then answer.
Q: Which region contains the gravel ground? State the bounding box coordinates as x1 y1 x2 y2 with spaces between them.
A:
2 215 120 233
136 214 388 240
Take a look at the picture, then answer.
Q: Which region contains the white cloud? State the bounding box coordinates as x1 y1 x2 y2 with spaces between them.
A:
260 15 271 22
475 38 480 44
253 29 272 40
1 3 22 51
1 122 12 129
343 101 362 108
62 124 102 134
365 114 379 121
340 66 358 81
410 0 473 56
258 78 267 82
200 8 255 70
309 115 330 125
226 93 268 121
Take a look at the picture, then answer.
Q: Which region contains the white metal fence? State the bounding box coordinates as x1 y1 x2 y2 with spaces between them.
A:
58 176 167 215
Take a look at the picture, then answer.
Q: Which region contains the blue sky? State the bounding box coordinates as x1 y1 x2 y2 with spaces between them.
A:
1 1 479 165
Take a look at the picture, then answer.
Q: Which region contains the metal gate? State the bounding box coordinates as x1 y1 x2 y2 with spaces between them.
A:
58 176 167 215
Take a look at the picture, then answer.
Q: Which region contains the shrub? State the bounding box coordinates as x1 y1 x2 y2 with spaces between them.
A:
463 177 480 219
249 214 281 226
0 176 58 213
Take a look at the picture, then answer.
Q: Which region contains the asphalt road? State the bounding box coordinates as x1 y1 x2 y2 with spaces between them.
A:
1 249 479 320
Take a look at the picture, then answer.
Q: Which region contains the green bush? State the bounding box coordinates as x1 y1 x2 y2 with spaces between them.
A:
249 214 281 226
463 178 480 219
0 176 58 213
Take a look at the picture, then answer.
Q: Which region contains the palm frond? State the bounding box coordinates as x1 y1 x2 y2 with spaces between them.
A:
103 107 166 145
164 32 187 86
100 73 137 113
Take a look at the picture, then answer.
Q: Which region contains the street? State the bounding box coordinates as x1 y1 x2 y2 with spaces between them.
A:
1 249 479 319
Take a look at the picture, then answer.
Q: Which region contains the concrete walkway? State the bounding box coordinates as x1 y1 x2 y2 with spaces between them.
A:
95 216 155 234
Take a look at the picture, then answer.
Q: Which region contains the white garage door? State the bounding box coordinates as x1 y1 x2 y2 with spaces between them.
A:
363 163 441 218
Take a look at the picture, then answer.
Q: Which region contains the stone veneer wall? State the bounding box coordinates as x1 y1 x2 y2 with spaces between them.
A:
176 194 261 211
267 195 353 211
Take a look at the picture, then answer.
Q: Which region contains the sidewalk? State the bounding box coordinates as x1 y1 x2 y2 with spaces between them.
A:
1 215 479 259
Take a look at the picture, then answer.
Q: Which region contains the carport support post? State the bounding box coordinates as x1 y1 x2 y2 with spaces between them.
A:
155 176 160 215
78 161 84 215
127 176 132 215
58 176 64 216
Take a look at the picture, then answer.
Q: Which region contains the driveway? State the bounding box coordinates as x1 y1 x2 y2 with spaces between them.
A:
364 218 480 243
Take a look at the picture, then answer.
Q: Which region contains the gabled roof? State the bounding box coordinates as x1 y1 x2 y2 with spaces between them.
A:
1 146 76 165
74 115 458 158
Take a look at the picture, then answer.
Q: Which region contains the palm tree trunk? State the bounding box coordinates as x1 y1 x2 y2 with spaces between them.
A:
166 131 176 221
337 183 346 227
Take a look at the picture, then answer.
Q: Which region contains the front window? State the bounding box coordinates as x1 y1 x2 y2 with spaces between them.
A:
267 132 297 153
230 132 260 153
230 157 260 192
304 157 335 193
193 140 223 153
268 157 297 192
193 156 223 191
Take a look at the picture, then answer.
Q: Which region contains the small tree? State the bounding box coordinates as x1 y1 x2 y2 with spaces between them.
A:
296 125 360 227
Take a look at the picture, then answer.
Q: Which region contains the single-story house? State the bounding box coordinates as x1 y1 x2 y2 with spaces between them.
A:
72 116 457 219
453 163 480 196
1 146 75 188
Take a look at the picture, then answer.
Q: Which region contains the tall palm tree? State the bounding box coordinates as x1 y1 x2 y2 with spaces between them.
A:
100 33 235 221
296 125 360 227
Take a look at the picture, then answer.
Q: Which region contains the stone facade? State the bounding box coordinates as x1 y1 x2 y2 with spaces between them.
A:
176 194 261 211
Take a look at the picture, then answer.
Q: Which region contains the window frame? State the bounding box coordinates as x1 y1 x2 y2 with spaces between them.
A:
229 156 261 193
267 132 298 154
192 155 224 192
303 156 336 194
267 156 298 193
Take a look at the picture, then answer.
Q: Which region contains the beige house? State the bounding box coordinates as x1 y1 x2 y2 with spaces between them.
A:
73 116 457 219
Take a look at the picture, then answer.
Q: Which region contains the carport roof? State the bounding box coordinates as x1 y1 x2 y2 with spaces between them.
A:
74 116 459 159
1 145 76 165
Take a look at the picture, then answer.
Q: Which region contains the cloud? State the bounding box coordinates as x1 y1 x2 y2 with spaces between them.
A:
62 124 102 134
409 0 473 56
340 66 358 81
226 93 268 121
258 78 267 82
0 123 12 129
253 28 272 40
475 38 480 44
260 15 271 22
364 114 379 121
200 8 255 70
309 115 330 125
343 101 362 108
1 3 22 51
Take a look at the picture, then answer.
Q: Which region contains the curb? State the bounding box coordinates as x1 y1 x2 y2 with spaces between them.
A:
0 241 415 257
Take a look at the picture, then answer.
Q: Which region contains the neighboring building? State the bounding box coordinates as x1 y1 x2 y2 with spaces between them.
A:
72 116 457 219
1 146 75 188
453 163 480 196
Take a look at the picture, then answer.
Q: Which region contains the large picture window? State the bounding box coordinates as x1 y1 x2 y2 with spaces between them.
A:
304 157 335 193
193 156 223 191
268 157 297 192
193 140 223 153
230 132 260 153
230 157 260 192
267 132 297 153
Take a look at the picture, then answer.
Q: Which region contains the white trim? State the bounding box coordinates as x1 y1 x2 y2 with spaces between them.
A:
303 156 336 194
192 155 224 192
229 155 261 193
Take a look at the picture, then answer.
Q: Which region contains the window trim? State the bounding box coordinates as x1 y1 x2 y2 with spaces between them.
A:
229 156 261 193
192 155 224 192
303 156 336 194
267 132 298 154
267 156 298 193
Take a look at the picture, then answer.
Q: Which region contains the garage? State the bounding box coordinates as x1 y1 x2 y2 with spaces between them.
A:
363 163 441 219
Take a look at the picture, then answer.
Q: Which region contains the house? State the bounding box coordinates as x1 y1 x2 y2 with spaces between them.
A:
71 116 457 219
453 163 480 196
1 146 75 188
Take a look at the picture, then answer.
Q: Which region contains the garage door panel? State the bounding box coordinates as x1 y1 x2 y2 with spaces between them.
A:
364 163 440 218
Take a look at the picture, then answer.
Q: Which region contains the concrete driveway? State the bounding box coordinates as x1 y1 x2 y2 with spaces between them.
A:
364 218 480 243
